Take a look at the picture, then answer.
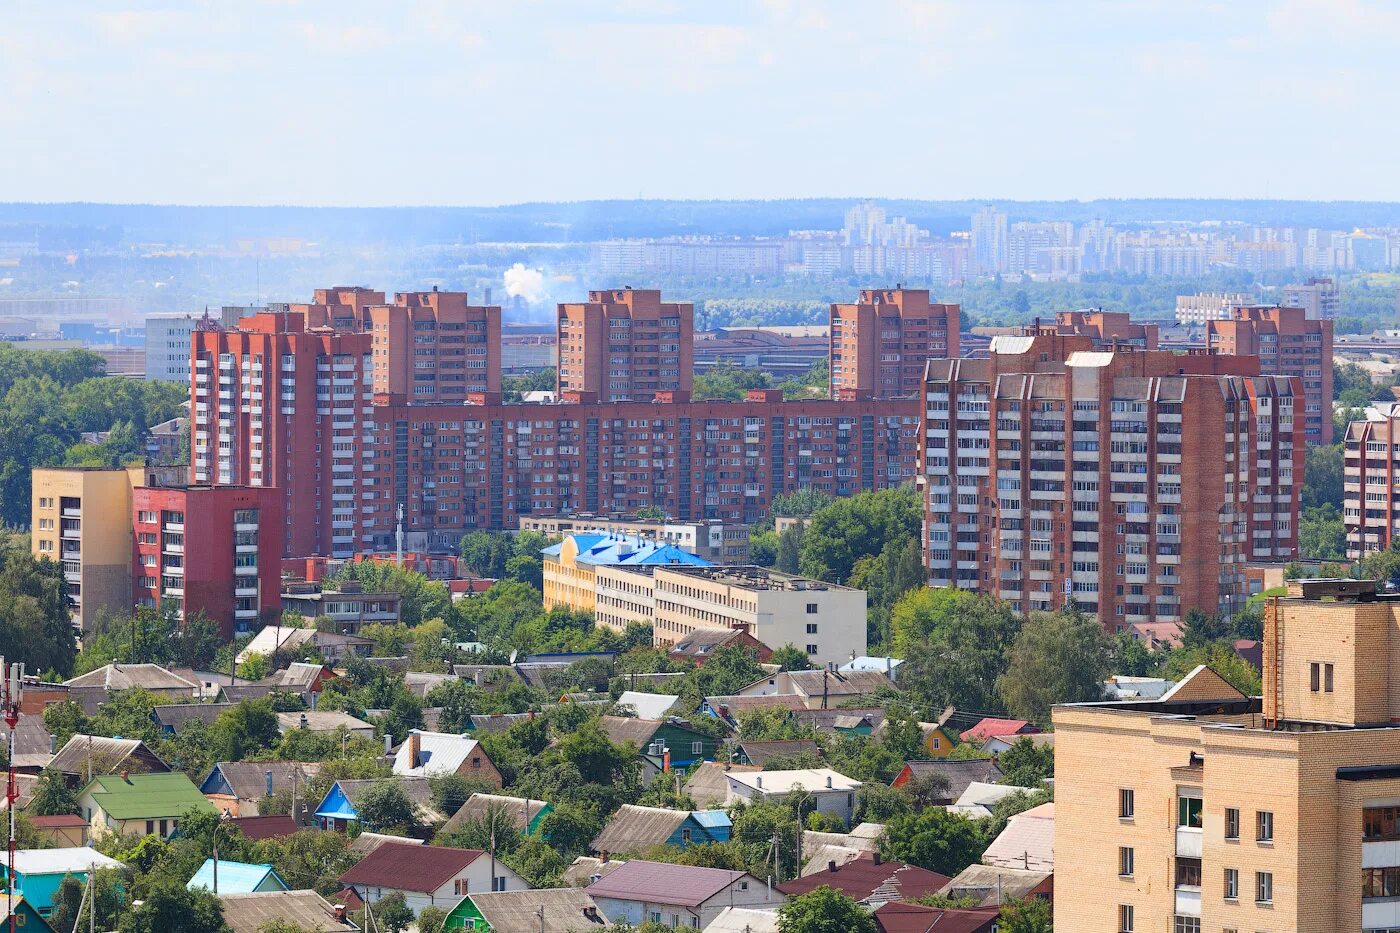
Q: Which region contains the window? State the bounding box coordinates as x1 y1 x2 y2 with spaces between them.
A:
1119 788 1135 819
1365 806 1400 841
1325 662 1334 692
806 603 818 614
1224 807 1240 840
691 741 703 755
1118 904 1134 932
681 828 692 843
1172 919 1199 933
1364 866 1400 898
492 876 507 892
649 913 661 924
1178 796 1203 829
1175 858 1201 888
1223 867 1238 899
1256 810 1273 842
1310 662 1320 692
1255 871 1272 904
454 879 469 895
1118 846 1134 877
806 623 818 634
806 644 819 655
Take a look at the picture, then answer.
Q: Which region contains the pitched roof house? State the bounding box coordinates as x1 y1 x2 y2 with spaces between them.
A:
980 802 1054 872
446 887 607 932
199 761 321 817
392 730 502 787
958 718 1037 744
0 847 122 916
590 804 731 856
313 777 442 832
151 703 236 735
440 793 552 837
778 852 951 907
890 759 1004 804
585 860 786 930
938 864 1053 908
733 739 822 767
596 716 720 770
187 858 288 893
737 669 895 709
668 629 773 666
63 664 196 697
48 734 169 780
219 891 357 933
276 710 375 739
337 843 527 917
871 901 999 933
77 771 215 840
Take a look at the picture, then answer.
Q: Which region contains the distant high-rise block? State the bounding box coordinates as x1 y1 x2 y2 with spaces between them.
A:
1207 305 1334 444
1282 277 1341 320
829 288 959 400
556 288 692 402
970 206 1007 275
1345 403 1400 558
922 330 1301 637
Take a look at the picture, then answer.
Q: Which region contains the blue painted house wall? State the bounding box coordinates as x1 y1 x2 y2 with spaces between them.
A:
668 811 731 847
198 765 235 798
313 783 359 830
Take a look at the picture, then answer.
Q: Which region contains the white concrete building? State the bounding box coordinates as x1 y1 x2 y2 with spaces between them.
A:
144 314 199 383
724 768 862 824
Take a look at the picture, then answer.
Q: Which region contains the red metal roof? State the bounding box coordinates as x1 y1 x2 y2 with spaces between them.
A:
777 853 950 902
872 901 999 933
338 843 483 893
958 718 1036 743
232 815 300 841
585 860 753 908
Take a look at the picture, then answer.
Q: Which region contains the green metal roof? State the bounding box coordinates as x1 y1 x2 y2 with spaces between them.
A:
84 772 216 820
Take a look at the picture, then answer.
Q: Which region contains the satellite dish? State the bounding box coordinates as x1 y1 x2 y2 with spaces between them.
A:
508 649 518 665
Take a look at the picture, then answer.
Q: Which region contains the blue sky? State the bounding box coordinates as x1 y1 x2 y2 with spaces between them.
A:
3 0 1397 206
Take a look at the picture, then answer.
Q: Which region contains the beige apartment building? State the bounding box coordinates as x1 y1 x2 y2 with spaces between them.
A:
1054 578 1400 933
518 516 750 563
649 565 866 666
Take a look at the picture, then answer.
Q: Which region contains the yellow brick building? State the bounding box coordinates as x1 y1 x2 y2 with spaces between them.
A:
1054 578 1400 933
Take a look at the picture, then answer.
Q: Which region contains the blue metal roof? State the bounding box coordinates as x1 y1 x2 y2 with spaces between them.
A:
692 810 733 830
542 532 714 569
187 859 286 894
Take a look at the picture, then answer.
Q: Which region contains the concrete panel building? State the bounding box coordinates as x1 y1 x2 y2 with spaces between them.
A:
144 314 200 383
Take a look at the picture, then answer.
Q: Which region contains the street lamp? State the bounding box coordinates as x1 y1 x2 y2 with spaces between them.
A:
212 808 232 895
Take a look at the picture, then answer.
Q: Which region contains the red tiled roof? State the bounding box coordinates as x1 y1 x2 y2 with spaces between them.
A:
872 901 999 933
232 815 300 840
778 853 950 902
958 718 1036 743
338 843 483 893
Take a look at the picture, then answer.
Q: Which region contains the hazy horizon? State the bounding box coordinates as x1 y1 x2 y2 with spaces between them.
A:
6 1 1400 206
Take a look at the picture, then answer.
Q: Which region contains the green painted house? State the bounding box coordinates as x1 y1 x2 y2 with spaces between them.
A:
77 772 217 840
439 793 552 837
599 715 720 772
0 895 58 931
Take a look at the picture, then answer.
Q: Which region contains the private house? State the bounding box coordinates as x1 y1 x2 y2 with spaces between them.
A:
590 805 731 856
440 793 552 837
219 891 357 933
700 694 807 728
586 860 785 929
337 843 527 918
276 710 375 740
28 815 88 848
0 847 123 916
62 664 196 701
597 716 719 771
0 896 57 932
200 761 322 817
682 762 760 808
736 669 894 710
236 625 316 663
790 708 888 736
980 802 1053 873
733 740 822 767
231 815 299 840
870 902 999 933
265 662 337 696
890 759 1004 804
838 656 905 683
612 691 680 720
11 714 55 771
392 731 503 787
724 769 862 824
981 732 1055 756
78 771 215 839
799 824 884 876
445 887 607 932
667 628 773 667
779 852 951 907
48 735 169 780
916 708 958 758
151 703 235 736
705 907 781 933
958 718 1037 744
939 864 1053 908
314 777 441 832
187 859 289 893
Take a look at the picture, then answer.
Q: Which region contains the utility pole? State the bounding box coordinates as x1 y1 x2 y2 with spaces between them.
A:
1 658 22 933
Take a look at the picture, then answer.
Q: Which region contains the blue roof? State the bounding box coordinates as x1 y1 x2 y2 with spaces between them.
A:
542 532 713 569
692 810 733 830
187 859 286 893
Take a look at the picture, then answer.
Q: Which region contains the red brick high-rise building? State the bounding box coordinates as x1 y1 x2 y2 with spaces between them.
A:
556 288 693 402
369 289 502 403
922 330 1302 641
191 311 375 559
132 484 283 638
829 288 959 400
1045 310 1159 349
292 287 387 331
1207 304 1334 444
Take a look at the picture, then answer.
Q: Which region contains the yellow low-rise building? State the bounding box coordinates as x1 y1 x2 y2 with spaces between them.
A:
1054 578 1400 933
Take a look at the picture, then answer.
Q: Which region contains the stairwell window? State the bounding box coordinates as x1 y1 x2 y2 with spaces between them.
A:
1118 904 1133 932
1257 810 1274 843
1119 788 1135 820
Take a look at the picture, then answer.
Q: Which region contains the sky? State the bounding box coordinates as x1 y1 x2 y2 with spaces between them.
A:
3 0 1399 206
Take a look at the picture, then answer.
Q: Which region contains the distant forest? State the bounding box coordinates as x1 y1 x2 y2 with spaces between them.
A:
4 198 1400 248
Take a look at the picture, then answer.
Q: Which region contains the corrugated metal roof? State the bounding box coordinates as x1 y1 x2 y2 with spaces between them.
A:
586 860 752 907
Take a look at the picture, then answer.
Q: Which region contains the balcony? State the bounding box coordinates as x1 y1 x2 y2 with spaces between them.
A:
164 522 184 533
234 585 259 598
1176 826 1202 858
1174 888 1201 918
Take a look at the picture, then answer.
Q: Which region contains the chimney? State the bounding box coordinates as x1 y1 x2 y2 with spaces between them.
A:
826 775 833 788
528 708 536 721
299 712 309 728
872 852 882 866
827 860 837 873
120 769 130 784
474 669 484 687
49 734 56 754
663 747 671 773
333 905 346 922
755 775 762 789
265 770 274 797
600 851 610 864
384 734 392 755
407 731 422 767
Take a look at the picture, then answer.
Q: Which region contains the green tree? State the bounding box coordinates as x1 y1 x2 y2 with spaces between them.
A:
416 906 449 933
777 887 877 933
797 487 921 584
998 736 1055 788
775 523 804 574
769 644 813 672
28 767 78 816
119 880 228 933
332 561 450 626
997 608 1113 723
1302 443 1344 510
0 547 78 675
209 698 281 761
354 780 419 833
895 589 1021 716
1161 643 1261 695
748 529 779 567
880 807 986 877
693 363 770 400
367 892 413 933
997 897 1053 933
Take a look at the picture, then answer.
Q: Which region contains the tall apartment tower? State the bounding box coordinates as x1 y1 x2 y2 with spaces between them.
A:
922 331 1302 636
556 288 693 402
291 287 387 331
191 312 376 559
829 288 960 400
1207 305 1334 444
970 206 1007 275
368 289 502 403
1344 402 1400 558
31 466 144 629
1054 578 1400 933
1282 276 1341 320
